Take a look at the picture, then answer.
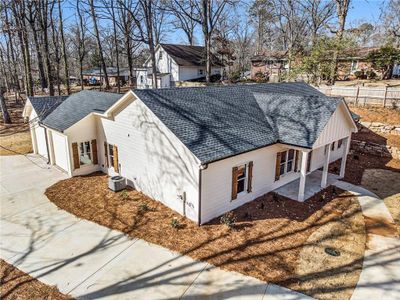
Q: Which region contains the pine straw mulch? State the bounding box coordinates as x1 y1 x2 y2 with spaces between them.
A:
45 173 366 299
0 259 73 300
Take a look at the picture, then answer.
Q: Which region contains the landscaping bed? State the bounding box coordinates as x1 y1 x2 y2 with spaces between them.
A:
45 174 365 299
0 259 72 300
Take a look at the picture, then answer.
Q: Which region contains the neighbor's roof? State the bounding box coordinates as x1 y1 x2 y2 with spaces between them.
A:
28 96 68 121
134 83 343 164
42 90 121 132
159 44 224 67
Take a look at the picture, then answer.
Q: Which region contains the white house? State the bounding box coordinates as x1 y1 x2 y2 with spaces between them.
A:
136 44 223 89
23 83 357 224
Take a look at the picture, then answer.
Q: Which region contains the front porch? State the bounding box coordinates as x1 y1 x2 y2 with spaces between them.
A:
274 170 340 201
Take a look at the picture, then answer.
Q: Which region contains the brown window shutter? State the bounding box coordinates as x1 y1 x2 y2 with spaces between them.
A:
72 142 80 170
104 142 108 167
231 166 238 200
247 161 253 193
294 150 300 172
307 151 313 173
91 139 98 165
275 152 281 181
113 145 119 173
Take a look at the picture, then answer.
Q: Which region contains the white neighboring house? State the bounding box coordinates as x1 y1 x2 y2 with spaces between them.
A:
136 44 223 89
23 83 357 225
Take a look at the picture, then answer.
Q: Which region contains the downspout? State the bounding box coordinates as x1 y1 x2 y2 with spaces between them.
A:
198 163 208 226
40 123 51 164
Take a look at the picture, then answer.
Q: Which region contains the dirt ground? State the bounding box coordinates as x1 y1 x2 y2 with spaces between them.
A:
361 169 400 235
334 79 400 87
350 106 400 125
0 96 32 156
0 259 72 300
352 131 400 148
45 175 365 299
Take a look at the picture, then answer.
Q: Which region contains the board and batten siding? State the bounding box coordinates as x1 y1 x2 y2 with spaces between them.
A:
65 114 101 176
97 94 201 222
313 102 355 148
29 109 48 159
51 130 70 173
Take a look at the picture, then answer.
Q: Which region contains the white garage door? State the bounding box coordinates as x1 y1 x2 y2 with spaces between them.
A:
34 124 48 158
52 131 69 172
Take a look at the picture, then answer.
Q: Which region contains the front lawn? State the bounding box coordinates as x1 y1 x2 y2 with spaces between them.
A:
45 173 365 299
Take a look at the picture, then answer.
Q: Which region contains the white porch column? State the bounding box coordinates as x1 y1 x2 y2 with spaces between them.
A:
321 143 332 188
340 136 351 178
298 150 309 202
47 129 55 165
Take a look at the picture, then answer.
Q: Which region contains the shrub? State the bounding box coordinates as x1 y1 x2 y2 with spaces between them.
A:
273 193 279 202
120 190 129 199
170 217 182 229
210 74 221 82
353 70 366 79
139 202 150 212
366 70 377 79
220 211 237 228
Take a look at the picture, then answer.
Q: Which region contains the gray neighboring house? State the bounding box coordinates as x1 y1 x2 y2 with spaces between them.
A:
23 83 357 224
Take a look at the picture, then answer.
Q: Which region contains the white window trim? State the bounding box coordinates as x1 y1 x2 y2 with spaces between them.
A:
108 143 115 169
78 140 93 167
279 149 296 177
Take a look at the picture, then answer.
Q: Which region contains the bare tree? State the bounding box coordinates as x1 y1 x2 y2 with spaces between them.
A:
302 0 335 46
88 0 110 89
0 86 11 124
58 0 70 95
381 0 400 47
249 0 274 54
329 0 351 85
167 0 198 45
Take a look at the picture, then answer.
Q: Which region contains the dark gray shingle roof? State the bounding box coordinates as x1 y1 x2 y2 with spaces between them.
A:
29 96 68 121
133 83 342 164
42 90 121 132
160 44 224 67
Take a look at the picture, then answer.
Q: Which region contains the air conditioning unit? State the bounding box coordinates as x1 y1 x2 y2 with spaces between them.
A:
108 176 126 192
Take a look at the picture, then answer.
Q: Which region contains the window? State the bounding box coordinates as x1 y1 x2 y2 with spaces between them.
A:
159 51 163 60
331 142 335 151
198 69 204 76
140 75 144 84
338 138 343 149
79 141 92 165
108 144 114 167
236 164 247 194
279 149 295 176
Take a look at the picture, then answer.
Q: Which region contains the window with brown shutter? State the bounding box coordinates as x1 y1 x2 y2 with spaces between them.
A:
72 142 80 170
231 166 238 200
275 152 281 181
104 142 108 167
247 161 253 193
113 145 119 173
91 139 98 165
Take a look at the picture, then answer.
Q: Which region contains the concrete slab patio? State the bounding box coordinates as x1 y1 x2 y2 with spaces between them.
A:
274 170 340 201
0 155 312 300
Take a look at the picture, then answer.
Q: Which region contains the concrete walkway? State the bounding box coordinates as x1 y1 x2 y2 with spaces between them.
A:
334 181 400 300
0 155 311 300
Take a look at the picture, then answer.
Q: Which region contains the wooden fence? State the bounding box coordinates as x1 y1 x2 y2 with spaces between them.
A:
317 86 400 108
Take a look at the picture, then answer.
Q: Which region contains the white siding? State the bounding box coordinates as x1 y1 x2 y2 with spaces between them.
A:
51 130 70 173
97 94 200 222
65 114 101 176
35 125 48 158
179 66 222 81
313 102 355 148
200 144 301 223
309 141 347 172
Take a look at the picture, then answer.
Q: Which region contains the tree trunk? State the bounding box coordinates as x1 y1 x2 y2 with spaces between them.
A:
58 0 70 95
89 0 110 90
143 1 158 88
4 9 21 92
0 89 12 124
201 0 211 83
111 2 120 93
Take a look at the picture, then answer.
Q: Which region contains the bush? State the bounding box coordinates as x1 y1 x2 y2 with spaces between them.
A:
120 190 129 199
353 70 365 79
366 70 377 79
210 74 221 82
220 211 237 228
139 202 150 212
170 217 182 229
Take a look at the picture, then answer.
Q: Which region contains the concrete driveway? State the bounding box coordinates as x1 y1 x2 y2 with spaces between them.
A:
0 155 311 300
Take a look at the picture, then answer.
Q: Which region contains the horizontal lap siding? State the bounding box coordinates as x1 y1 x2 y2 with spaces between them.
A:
201 144 301 223
98 97 200 222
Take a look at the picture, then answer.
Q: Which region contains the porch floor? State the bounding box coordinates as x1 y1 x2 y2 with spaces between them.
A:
274 170 340 201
